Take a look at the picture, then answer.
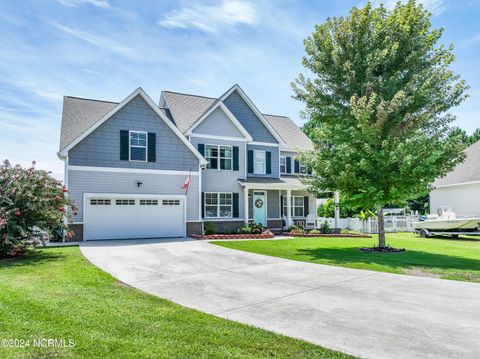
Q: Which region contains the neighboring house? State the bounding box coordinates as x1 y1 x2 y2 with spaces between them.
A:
430 140 480 217
58 85 315 241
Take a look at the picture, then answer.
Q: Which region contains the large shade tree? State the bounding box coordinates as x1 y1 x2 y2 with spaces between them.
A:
293 0 468 248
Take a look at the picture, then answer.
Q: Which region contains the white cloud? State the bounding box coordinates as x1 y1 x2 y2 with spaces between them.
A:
372 0 447 17
48 21 138 59
159 0 258 33
56 0 110 9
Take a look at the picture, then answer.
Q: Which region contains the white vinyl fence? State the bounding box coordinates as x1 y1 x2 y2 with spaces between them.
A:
316 215 419 234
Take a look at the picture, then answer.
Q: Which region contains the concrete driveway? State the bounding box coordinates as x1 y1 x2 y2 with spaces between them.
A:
80 238 480 359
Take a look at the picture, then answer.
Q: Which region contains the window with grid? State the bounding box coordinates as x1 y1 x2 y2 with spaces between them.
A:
90 199 111 205
280 156 286 174
130 131 147 161
162 200 180 206
292 196 304 217
205 144 218 169
204 193 232 218
254 150 266 174
219 145 232 170
116 199 135 205
139 199 158 205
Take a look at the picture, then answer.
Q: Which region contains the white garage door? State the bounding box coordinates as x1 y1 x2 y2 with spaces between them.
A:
84 195 185 240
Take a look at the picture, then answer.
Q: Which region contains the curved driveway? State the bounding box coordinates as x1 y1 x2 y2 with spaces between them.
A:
80 238 480 359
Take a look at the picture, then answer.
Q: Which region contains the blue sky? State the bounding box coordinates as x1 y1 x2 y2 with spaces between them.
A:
0 0 479 178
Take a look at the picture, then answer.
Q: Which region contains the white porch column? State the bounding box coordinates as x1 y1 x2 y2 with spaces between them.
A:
286 189 292 227
243 187 249 224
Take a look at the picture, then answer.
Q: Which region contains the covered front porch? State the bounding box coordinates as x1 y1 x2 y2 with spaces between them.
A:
238 177 317 231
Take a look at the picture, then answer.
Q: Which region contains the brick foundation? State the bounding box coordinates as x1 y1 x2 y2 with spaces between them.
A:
68 223 84 242
186 221 203 237
204 220 245 234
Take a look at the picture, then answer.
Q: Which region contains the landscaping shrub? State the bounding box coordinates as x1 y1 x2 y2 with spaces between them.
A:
287 225 304 235
239 222 264 234
204 221 215 235
309 229 321 235
0 160 76 257
320 220 332 234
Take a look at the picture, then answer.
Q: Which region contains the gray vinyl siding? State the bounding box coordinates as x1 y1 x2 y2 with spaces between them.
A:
248 189 280 219
193 107 244 138
247 144 279 179
68 170 200 222
190 137 246 220
69 95 199 171
223 91 277 143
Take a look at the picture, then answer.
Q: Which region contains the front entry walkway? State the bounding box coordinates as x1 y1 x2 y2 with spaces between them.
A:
80 239 480 359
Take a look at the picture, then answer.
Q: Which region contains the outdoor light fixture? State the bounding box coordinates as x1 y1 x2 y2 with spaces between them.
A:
136 180 143 188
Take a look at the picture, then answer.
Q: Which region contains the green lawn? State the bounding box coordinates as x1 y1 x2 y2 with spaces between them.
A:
214 232 480 283
0 247 351 359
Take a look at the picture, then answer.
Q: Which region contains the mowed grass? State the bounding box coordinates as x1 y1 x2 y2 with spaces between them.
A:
214 232 480 283
0 247 352 359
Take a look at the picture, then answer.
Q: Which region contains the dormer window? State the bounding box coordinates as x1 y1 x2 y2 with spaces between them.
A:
129 131 147 161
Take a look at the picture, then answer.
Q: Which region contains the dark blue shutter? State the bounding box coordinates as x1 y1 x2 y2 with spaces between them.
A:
286 157 292 173
197 143 205 156
294 159 300 173
280 195 284 217
147 132 156 162
233 193 239 218
247 150 254 173
233 146 239 171
266 151 271 174
120 130 129 161
201 192 205 218
304 196 309 216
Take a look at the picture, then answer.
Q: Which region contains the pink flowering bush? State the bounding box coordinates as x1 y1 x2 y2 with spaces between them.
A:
0 160 76 258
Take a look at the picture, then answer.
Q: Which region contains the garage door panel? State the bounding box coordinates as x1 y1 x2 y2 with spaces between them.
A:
85 196 184 240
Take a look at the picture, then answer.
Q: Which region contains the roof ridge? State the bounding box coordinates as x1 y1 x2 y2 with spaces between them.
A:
65 96 119 104
263 113 290 119
162 90 216 100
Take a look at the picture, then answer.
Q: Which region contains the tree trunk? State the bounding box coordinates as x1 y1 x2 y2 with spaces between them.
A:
377 207 386 248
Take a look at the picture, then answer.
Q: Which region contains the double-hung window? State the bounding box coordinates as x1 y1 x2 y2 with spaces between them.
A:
293 196 304 217
254 150 266 174
205 144 232 170
204 193 232 218
280 156 287 174
130 131 147 161
282 196 305 217
299 162 307 175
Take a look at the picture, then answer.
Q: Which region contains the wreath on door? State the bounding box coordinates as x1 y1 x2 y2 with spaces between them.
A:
255 199 264 208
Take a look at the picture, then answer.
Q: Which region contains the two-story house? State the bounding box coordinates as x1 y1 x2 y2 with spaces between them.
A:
58 85 315 241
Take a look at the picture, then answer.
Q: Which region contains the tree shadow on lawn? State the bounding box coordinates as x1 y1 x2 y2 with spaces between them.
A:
0 248 65 269
296 247 480 272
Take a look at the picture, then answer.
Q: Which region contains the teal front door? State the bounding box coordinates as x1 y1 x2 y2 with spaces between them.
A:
253 191 267 227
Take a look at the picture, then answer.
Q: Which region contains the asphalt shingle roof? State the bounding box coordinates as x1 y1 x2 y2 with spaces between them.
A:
263 114 314 151
60 96 117 151
60 88 315 153
433 140 480 187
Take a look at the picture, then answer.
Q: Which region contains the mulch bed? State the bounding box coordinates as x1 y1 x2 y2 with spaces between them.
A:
192 232 275 240
281 233 372 238
358 246 406 253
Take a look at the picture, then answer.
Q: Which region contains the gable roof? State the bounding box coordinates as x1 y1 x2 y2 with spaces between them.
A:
161 91 215 133
60 96 118 151
218 85 285 145
59 88 207 166
433 140 480 188
264 114 314 151
185 101 253 141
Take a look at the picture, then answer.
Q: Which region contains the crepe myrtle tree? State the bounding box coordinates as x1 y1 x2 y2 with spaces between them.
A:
293 0 468 248
0 160 76 257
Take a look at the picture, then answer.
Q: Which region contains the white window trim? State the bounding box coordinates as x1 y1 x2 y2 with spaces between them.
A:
280 156 287 174
253 150 266 175
204 192 233 218
205 144 233 171
282 195 305 218
129 130 148 162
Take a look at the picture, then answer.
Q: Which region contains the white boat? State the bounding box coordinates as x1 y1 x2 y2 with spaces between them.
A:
412 207 480 231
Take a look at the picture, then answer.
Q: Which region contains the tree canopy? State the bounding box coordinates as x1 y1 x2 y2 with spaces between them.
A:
293 0 468 246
